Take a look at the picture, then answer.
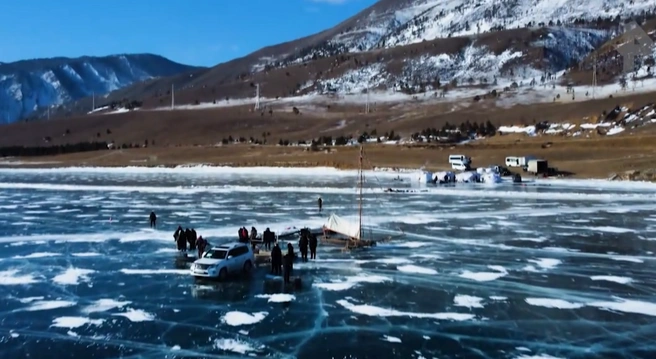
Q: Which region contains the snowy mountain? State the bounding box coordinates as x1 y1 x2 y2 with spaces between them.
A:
0 54 198 124
35 0 656 118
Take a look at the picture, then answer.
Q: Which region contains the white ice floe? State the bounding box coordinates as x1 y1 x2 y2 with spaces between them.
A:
71 252 101 257
459 266 508 282
20 300 77 312
590 276 633 284
221 311 268 326
396 264 438 275
489 296 508 301
112 308 155 322
515 354 565 359
11 252 60 259
17 296 44 303
587 297 656 317
525 298 584 310
453 295 484 309
0 270 40 285
51 316 104 329
610 256 644 263
214 338 262 354
254 294 296 303
336 299 475 321
314 274 391 291
382 335 402 343
524 258 562 272
53 267 95 285
82 299 132 313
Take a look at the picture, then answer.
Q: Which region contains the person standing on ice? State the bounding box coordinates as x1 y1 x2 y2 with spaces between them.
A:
196 235 207 258
271 243 282 275
149 211 157 228
309 233 318 260
299 232 309 262
283 243 295 284
317 196 323 212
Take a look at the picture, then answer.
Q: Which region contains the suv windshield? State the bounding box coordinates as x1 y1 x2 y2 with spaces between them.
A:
204 249 227 259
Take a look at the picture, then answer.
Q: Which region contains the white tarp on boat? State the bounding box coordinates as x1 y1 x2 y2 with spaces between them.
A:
323 213 361 239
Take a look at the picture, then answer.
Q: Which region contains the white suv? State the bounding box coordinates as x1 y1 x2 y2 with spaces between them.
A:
190 243 255 280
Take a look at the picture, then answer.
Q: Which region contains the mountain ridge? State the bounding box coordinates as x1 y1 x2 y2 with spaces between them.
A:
0 54 200 124
10 0 656 122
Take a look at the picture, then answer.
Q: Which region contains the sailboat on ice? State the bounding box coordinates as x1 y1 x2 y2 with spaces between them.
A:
321 145 404 250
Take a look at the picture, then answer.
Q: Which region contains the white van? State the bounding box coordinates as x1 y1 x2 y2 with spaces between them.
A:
505 156 535 168
448 154 471 165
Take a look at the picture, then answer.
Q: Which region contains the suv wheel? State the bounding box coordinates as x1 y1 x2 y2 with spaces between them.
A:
218 268 228 281
243 260 253 274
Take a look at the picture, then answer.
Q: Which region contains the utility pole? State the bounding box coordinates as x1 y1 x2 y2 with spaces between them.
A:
254 83 260 111
171 84 175 109
47 106 50 120
592 54 597 99
365 85 370 114
92 91 95 111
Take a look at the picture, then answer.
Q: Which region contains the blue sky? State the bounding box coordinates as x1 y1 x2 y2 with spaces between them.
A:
0 0 377 67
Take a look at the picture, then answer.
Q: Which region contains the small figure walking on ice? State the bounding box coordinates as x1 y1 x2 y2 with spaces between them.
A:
317 196 323 212
150 211 157 228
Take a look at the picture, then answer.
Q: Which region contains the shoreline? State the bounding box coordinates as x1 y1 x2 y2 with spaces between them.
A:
0 142 655 182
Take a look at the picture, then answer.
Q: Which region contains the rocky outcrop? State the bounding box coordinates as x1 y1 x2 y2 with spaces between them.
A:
608 170 656 182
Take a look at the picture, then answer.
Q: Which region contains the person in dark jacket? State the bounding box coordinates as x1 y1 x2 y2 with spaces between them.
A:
189 228 198 251
271 243 282 275
283 243 294 284
263 228 273 250
196 235 207 258
175 226 187 252
185 228 193 250
318 197 323 212
149 211 157 228
299 233 309 262
309 233 318 260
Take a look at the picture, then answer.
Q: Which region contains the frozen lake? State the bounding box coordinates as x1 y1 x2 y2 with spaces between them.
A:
0 166 655 359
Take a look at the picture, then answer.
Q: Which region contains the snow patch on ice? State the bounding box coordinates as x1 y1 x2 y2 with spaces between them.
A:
53 267 94 285
453 295 484 309
221 311 268 326
51 316 104 329
0 270 40 285
397 265 438 275
255 294 296 303
314 274 391 291
337 299 475 321
112 308 155 322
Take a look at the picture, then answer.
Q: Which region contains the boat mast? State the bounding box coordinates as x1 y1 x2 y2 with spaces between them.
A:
358 145 363 240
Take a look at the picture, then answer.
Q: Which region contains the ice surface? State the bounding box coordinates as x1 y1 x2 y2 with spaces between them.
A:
590 276 633 284
81 299 131 313
1 167 656 357
20 300 77 312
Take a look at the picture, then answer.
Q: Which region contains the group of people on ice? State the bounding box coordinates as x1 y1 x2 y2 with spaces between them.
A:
173 226 208 258
269 228 318 284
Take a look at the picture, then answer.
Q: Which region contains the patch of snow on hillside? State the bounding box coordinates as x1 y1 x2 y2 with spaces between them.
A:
377 0 653 48
405 46 523 85
318 63 389 94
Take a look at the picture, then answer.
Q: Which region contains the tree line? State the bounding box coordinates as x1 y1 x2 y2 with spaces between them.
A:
0 141 109 157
